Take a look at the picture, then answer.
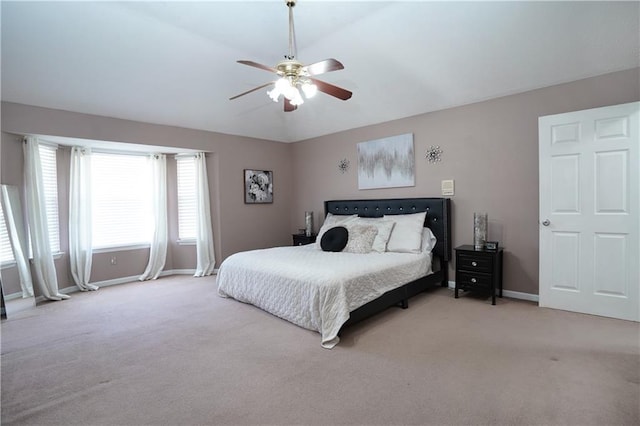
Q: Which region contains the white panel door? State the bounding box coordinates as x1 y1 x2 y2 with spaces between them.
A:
539 102 639 321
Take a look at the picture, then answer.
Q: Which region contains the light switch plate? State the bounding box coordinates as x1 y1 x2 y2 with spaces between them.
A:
441 179 454 196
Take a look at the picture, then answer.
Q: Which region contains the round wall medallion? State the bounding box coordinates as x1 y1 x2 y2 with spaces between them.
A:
425 146 443 163
338 158 350 173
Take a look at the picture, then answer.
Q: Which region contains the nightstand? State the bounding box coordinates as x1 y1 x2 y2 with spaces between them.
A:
455 244 503 305
292 234 316 246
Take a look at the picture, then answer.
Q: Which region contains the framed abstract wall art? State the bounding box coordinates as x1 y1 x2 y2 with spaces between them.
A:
357 133 415 190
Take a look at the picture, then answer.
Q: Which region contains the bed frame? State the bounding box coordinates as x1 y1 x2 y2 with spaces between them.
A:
324 197 452 329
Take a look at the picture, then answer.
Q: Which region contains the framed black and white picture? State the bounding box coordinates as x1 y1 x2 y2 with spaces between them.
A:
244 169 273 204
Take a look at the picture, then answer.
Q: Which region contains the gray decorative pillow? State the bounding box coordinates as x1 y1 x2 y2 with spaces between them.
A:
343 224 379 254
353 217 396 253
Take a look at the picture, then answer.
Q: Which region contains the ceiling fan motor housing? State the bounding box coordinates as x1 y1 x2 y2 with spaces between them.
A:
277 60 305 79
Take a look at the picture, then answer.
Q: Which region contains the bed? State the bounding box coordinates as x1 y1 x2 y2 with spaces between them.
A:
217 197 452 348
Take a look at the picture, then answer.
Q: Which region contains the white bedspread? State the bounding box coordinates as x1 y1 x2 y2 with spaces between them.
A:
217 245 432 348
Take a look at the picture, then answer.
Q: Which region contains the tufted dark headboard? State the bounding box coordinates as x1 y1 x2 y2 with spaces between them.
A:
324 197 452 261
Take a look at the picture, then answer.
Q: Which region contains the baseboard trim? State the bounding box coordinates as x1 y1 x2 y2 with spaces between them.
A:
447 281 539 303
34 269 216 302
4 291 26 301
93 275 142 288
502 289 539 302
91 269 204 288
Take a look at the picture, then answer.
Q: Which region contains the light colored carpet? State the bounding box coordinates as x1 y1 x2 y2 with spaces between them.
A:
1 275 638 426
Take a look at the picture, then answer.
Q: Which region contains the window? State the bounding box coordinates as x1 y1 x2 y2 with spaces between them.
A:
91 153 153 249
38 144 61 253
0 200 15 264
176 156 197 241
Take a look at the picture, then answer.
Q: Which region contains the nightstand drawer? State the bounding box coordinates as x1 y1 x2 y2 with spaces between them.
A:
292 234 316 246
456 271 492 289
457 254 493 273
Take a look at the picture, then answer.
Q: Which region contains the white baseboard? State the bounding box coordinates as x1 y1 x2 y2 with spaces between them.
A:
91 269 204 287
32 269 216 302
502 289 539 302
163 269 195 276
447 281 539 303
4 291 26 301
92 275 142 288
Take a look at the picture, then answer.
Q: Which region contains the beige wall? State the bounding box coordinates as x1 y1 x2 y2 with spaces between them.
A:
1 67 638 298
290 68 640 295
1 104 293 294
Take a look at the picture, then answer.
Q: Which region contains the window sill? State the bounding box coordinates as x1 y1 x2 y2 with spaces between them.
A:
3 252 65 268
93 244 150 254
1 260 17 269
177 239 196 246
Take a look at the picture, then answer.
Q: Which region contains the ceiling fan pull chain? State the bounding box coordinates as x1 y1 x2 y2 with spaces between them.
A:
286 1 297 60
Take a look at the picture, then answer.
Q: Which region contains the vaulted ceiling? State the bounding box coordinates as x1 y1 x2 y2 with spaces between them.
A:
2 1 638 143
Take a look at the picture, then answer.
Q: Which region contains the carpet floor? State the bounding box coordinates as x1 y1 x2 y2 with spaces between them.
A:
1 275 638 425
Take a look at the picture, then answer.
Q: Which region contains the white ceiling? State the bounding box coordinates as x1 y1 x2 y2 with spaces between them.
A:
2 1 638 143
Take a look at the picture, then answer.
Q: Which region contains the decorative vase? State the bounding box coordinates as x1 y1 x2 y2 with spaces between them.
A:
305 211 314 237
474 213 488 250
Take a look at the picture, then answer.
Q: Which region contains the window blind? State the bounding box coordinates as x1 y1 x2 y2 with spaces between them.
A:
176 156 197 240
38 144 61 253
91 153 153 248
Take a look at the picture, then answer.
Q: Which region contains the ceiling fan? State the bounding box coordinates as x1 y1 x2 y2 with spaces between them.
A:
229 0 352 112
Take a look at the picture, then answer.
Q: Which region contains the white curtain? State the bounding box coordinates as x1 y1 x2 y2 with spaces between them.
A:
23 136 69 300
139 154 168 281
194 153 215 277
69 146 98 291
1 185 34 297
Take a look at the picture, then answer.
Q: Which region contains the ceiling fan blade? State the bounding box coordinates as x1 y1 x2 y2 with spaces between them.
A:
302 58 344 76
229 82 274 100
284 98 297 112
237 60 278 74
308 77 352 101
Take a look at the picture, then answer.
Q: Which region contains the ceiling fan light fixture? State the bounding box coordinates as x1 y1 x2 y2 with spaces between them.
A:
268 77 289 101
301 82 318 99
289 90 304 106
267 88 280 102
283 80 300 101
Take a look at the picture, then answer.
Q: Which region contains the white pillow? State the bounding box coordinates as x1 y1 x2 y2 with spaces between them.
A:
343 224 378 254
315 213 358 248
386 212 427 253
353 217 396 253
421 227 437 253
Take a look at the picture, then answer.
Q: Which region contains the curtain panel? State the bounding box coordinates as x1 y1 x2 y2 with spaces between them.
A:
194 153 215 277
23 136 68 300
1 185 34 297
69 146 98 291
139 154 168 281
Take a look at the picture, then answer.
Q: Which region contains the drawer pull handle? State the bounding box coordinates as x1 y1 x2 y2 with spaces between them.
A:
471 278 477 283
471 261 478 267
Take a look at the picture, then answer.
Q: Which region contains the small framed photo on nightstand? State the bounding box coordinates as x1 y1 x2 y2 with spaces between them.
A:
485 241 499 250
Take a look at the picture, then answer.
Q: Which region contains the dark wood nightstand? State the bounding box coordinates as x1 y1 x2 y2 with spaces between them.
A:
292 234 317 246
455 244 503 305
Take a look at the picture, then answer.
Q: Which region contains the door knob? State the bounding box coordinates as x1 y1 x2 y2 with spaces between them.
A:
542 219 550 226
